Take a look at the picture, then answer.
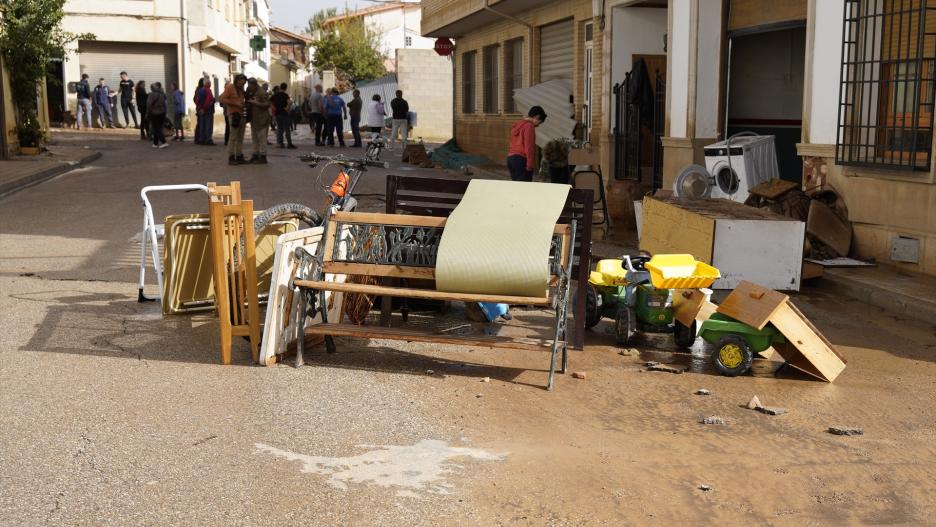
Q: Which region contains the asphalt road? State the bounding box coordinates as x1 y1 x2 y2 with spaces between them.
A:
2 130 936 526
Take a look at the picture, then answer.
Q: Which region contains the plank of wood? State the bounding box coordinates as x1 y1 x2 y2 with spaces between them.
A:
769 302 845 382
748 178 799 200
333 211 447 228
305 323 561 352
323 261 437 280
716 281 789 330
639 197 716 264
802 261 825 280
673 289 706 327
295 279 552 305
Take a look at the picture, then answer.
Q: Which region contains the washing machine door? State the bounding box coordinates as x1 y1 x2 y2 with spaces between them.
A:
709 159 741 198
673 164 714 198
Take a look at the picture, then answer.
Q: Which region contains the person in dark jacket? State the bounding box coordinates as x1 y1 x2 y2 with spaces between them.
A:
135 81 148 139
171 82 185 141
146 82 169 148
76 74 93 130
118 71 139 129
270 82 295 149
389 90 409 149
194 78 216 145
348 89 363 148
93 78 115 128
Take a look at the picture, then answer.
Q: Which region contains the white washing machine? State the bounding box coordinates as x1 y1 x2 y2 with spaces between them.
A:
674 134 779 202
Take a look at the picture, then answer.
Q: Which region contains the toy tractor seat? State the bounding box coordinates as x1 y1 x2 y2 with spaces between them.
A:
588 259 628 287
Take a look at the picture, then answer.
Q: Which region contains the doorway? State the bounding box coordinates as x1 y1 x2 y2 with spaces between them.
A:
726 26 806 183
46 59 65 126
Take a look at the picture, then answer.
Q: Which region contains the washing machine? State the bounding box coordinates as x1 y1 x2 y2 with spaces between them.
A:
674 134 779 202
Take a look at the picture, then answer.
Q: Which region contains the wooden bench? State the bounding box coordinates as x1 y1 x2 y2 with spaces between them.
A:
293 210 578 390
384 175 594 349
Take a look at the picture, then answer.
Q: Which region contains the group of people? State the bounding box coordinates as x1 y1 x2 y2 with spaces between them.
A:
303 86 411 150
76 71 416 162
74 71 187 148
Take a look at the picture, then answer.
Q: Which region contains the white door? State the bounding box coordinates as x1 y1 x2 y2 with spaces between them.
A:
584 22 594 142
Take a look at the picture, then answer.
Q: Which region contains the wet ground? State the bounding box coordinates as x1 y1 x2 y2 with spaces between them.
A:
1 131 936 525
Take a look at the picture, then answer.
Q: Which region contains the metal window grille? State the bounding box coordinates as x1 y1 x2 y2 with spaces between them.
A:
462 51 477 114
837 0 936 171
483 45 500 114
504 38 524 113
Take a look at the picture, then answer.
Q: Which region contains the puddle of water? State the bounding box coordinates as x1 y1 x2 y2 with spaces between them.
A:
639 348 783 377
255 439 506 496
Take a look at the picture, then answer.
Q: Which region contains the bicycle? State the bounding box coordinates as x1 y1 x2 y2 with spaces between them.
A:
252 134 390 232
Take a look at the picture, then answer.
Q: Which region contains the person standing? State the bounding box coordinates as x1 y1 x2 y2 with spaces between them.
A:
389 90 409 149
135 81 149 140
170 82 186 141
270 82 295 149
75 74 93 130
146 82 169 148
323 88 347 147
194 78 216 145
305 84 325 146
246 78 271 164
365 94 385 134
506 106 547 182
220 74 247 165
93 78 114 128
220 80 232 146
118 72 139 129
348 89 363 148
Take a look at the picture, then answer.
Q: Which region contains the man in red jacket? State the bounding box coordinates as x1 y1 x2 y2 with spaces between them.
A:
507 105 547 181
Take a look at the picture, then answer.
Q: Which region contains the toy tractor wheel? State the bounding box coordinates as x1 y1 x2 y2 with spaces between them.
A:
713 335 753 377
584 283 602 329
615 305 636 344
673 320 697 349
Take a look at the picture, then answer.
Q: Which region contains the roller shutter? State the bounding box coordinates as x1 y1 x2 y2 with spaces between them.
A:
539 19 573 82
77 41 177 93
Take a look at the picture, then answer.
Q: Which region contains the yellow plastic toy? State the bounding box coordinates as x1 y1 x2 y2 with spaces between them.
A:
645 254 720 290
588 259 628 287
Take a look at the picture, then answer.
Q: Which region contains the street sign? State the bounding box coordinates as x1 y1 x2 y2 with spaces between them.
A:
250 35 266 51
434 37 454 56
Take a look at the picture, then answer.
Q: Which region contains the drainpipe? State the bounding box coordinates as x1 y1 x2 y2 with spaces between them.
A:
179 0 188 96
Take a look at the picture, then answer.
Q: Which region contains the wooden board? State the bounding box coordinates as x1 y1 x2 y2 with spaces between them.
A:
806 201 852 257
748 178 799 200
259 227 347 367
769 301 846 382
673 289 710 327
640 197 715 264
294 279 551 306
716 280 789 330
305 323 560 352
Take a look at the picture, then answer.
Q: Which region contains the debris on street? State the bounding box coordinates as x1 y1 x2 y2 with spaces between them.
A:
699 416 725 425
571 371 587 379
746 395 762 410
828 426 864 436
647 363 685 374
695 389 711 395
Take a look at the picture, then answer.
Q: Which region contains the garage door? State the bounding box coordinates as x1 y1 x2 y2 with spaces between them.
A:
539 19 574 82
77 41 177 92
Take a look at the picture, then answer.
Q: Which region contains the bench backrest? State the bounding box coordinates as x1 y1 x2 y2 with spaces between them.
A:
385 175 592 348
320 211 572 291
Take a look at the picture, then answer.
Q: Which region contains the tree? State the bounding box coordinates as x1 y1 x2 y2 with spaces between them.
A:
310 16 386 88
0 0 93 146
307 7 338 37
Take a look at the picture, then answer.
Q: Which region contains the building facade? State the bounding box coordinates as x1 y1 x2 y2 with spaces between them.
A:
59 0 271 125
323 0 435 72
269 26 312 102
422 0 606 169
659 0 936 276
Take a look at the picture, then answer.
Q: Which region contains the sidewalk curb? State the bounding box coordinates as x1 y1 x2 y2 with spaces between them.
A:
0 151 102 199
815 272 936 324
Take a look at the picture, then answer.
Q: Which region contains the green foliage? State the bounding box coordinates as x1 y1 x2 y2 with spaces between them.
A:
311 17 386 86
0 0 93 141
307 7 338 36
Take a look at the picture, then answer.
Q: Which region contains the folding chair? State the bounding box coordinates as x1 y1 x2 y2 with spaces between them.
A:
569 146 612 238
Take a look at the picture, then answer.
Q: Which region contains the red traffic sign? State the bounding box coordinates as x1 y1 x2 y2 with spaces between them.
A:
434 37 454 56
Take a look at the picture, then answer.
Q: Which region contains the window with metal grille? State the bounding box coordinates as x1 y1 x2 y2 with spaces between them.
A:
504 38 523 113
837 0 936 171
483 45 500 114
462 51 477 114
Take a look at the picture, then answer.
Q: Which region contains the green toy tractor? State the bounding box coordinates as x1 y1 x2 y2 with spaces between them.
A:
584 255 697 348
697 313 786 376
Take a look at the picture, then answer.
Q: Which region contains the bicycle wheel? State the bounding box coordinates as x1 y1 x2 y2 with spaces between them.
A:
254 203 322 233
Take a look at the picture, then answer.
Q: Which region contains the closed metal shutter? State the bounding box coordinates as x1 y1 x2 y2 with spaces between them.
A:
77 41 178 93
539 19 574 82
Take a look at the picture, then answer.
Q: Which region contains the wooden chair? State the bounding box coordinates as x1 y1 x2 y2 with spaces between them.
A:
207 182 261 364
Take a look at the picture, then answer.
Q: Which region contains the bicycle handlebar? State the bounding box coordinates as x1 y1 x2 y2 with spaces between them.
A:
300 153 389 170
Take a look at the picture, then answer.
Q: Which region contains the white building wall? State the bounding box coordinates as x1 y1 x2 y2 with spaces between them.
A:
396 48 453 141
610 6 667 129
667 0 690 138
807 0 845 145
694 1 721 139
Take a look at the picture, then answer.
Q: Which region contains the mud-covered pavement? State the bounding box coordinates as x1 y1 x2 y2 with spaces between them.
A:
2 131 935 526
